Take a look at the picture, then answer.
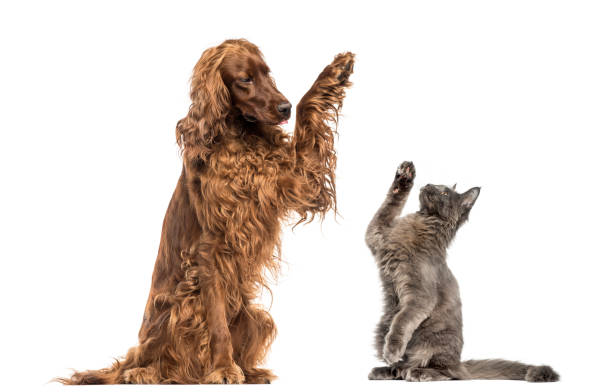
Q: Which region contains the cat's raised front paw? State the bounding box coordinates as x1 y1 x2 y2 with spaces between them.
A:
393 161 415 194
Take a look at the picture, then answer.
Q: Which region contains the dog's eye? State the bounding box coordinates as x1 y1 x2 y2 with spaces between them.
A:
239 77 253 83
441 192 448 196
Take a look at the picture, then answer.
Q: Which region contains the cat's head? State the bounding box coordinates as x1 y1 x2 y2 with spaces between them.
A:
418 184 480 227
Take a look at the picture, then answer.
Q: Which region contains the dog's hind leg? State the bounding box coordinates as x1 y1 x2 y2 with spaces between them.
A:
121 366 161 384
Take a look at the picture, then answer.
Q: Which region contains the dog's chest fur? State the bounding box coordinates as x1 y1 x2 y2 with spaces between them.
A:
184 135 290 261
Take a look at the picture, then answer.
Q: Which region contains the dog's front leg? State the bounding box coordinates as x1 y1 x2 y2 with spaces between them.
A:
202 278 245 384
286 52 355 222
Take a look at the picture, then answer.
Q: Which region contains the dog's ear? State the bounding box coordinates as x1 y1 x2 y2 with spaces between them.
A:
176 45 231 155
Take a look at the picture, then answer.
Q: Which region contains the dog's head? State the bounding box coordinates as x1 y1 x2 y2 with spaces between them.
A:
177 39 290 151
220 44 291 125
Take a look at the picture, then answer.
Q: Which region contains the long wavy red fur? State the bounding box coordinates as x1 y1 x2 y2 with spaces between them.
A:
58 39 354 384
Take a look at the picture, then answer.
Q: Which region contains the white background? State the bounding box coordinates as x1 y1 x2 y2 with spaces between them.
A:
1 1 611 391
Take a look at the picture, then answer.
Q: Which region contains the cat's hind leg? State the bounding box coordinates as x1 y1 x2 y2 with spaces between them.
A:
374 285 396 360
401 367 452 382
368 366 400 380
382 268 436 364
398 343 463 381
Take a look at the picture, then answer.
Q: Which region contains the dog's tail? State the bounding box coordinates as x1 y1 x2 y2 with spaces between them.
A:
449 359 559 382
55 359 124 385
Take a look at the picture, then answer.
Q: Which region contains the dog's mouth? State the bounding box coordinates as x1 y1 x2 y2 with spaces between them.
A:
278 120 288 125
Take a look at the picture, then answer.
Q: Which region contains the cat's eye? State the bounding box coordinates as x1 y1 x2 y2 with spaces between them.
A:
239 77 253 83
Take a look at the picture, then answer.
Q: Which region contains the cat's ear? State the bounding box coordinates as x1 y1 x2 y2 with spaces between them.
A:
452 183 457 191
460 187 480 210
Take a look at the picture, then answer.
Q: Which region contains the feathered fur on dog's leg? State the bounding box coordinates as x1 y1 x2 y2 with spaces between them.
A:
287 52 355 223
230 306 278 384
200 274 245 384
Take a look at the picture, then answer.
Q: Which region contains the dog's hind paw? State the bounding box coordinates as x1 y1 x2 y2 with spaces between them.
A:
204 363 245 384
121 367 160 384
244 367 276 384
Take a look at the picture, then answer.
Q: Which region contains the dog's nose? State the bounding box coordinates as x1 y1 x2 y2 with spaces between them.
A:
277 102 292 117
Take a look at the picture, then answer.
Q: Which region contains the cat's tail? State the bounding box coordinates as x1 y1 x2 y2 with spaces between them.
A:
451 359 559 382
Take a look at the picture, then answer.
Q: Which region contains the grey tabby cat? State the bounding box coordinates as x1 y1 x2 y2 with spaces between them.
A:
365 161 559 382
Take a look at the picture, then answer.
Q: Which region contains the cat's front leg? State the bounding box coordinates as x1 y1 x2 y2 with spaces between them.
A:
382 278 435 364
365 161 416 252
383 330 410 364
383 306 432 364
383 304 435 364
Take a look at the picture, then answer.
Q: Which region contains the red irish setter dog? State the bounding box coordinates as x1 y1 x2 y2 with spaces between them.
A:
59 39 354 384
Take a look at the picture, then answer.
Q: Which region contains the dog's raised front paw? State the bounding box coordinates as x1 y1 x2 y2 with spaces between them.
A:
330 52 355 83
320 52 355 86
